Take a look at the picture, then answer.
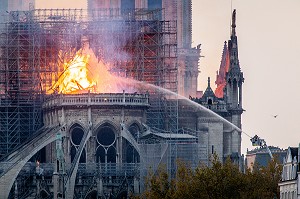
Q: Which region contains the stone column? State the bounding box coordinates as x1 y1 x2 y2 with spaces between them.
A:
97 177 103 198
231 130 240 155
14 180 18 199
61 107 65 125
134 176 140 194
53 173 59 199
239 83 242 107
197 116 209 165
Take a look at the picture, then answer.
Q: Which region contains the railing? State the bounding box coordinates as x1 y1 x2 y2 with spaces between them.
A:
11 162 140 176
43 93 149 109
77 163 140 176
202 104 227 111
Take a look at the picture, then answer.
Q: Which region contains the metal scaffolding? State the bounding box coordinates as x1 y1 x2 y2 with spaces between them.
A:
0 8 177 156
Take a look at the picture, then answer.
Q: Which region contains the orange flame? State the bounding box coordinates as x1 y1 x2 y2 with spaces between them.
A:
51 43 129 94
56 50 96 94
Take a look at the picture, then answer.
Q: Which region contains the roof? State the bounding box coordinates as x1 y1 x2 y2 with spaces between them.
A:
246 146 286 155
140 131 197 139
202 77 216 99
290 147 298 159
152 132 196 139
246 146 287 167
202 87 216 99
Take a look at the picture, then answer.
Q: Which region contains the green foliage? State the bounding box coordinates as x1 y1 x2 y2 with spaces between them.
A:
242 157 282 199
142 165 175 199
193 154 244 199
136 154 282 199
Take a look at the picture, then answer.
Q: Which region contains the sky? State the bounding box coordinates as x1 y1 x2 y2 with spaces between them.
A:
192 0 300 153
34 0 300 154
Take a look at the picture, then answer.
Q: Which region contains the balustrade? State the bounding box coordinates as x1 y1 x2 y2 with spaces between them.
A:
43 93 149 109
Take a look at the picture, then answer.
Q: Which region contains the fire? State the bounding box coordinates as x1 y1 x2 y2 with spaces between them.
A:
50 41 138 94
52 49 96 94
51 46 128 94
51 42 113 94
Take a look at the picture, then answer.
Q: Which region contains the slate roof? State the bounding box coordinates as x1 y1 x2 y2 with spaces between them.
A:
140 131 197 139
290 147 298 159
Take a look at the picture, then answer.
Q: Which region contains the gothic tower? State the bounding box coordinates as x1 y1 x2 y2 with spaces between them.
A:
225 9 244 128
215 41 230 98
190 9 244 163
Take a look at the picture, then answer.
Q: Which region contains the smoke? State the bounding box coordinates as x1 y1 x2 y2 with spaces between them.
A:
81 17 139 93
45 9 144 94
87 18 134 65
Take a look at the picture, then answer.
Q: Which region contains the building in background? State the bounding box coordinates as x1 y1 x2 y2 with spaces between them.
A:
245 146 286 170
279 146 300 199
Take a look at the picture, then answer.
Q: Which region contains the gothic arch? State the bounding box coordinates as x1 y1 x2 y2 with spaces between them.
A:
69 123 86 146
84 190 97 199
93 120 119 137
95 122 118 164
69 123 88 163
125 143 140 163
95 122 118 148
227 78 231 84
127 121 142 140
127 120 143 131
68 120 87 134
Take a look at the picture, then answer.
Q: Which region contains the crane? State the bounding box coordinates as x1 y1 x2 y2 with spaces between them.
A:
250 135 273 159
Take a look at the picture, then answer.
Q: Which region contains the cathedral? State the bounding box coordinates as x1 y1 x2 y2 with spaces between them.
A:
186 9 244 164
0 1 244 198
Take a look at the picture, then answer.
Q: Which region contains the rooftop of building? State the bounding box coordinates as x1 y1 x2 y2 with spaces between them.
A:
246 146 287 155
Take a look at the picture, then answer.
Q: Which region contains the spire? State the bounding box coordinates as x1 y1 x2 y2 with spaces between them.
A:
202 76 216 99
215 41 229 98
228 9 240 72
231 9 236 36
226 9 244 111
220 41 229 72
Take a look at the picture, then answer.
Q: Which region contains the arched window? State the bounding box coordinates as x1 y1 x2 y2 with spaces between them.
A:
126 144 140 163
129 123 140 140
69 124 86 163
95 123 117 164
207 98 212 105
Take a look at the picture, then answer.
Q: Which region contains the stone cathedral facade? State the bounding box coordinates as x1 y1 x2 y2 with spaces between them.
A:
188 9 244 165
0 8 245 199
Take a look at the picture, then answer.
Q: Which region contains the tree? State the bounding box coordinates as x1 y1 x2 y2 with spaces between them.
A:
137 154 282 199
142 165 174 199
242 157 282 199
193 154 244 199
